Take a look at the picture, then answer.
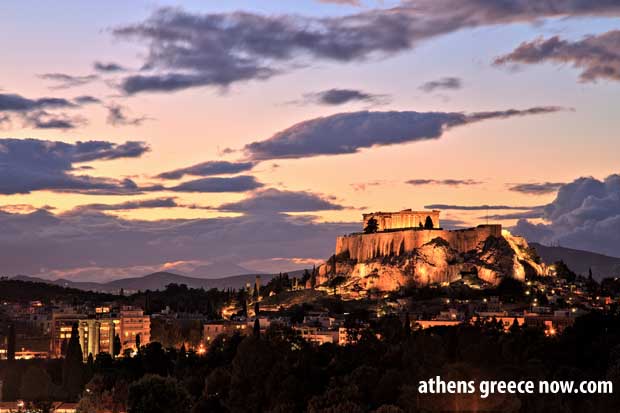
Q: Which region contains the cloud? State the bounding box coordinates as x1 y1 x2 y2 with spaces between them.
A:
217 188 346 213
38 73 98 89
157 160 256 180
169 175 263 193
93 61 127 72
0 92 99 130
242 107 564 160
494 30 620 82
0 93 75 112
425 204 543 211
73 95 102 105
318 0 361 5
301 88 389 106
112 3 620 93
0 207 358 280
485 210 545 220
406 178 481 186
351 180 385 191
73 197 179 212
21 111 84 130
419 77 462 93
513 174 620 257
105 103 150 126
0 138 150 194
508 181 565 195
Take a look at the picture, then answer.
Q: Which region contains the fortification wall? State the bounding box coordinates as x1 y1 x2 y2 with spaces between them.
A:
335 225 502 262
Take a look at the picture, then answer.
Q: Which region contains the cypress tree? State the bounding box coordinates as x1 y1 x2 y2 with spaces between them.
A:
113 334 121 357
253 318 261 339
403 312 411 337
7 323 15 362
62 323 85 401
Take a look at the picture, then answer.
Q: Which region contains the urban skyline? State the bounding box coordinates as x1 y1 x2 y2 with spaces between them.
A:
1 0 620 281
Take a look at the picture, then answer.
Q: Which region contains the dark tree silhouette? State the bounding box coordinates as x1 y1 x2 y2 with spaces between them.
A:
424 216 434 229
136 333 141 350
113 333 122 357
128 375 190 413
555 260 577 282
63 322 85 400
7 323 15 362
364 217 379 234
20 366 52 402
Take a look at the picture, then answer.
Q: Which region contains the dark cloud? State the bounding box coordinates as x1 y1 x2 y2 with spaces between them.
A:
0 93 75 112
21 111 83 130
0 138 149 194
406 178 481 186
157 160 256 180
112 3 620 93
170 175 263 193
74 197 179 212
93 61 127 72
302 88 388 106
508 181 565 195
419 77 462 93
0 92 102 130
38 73 98 89
105 103 149 126
495 30 620 82
486 210 545 220
513 174 620 257
0 207 358 279
217 188 346 213
243 107 563 160
73 95 102 105
425 204 543 211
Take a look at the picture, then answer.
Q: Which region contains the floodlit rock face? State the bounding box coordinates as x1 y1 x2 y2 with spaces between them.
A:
335 225 502 262
315 226 548 294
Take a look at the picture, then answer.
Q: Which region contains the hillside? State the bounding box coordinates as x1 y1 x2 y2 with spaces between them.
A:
12 271 298 293
531 243 620 280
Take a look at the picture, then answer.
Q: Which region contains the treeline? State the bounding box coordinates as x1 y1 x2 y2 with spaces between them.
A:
2 312 620 412
0 279 119 305
0 280 234 317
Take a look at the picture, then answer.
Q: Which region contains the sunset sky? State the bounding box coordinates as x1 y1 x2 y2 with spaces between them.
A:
2 0 620 281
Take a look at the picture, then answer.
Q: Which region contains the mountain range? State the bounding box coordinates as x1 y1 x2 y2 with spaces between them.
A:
10 243 620 293
12 271 303 294
530 243 620 280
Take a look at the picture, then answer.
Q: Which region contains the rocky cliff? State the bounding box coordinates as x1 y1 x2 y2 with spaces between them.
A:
313 229 547 296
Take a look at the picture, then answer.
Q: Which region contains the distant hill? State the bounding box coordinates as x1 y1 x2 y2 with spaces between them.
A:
531 242 620 280
12 270 305 293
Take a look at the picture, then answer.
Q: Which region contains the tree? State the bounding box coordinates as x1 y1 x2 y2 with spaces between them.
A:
113 334 122 357
20 366 51 402
63 322 85 401
135 333 141 350
128 375 190 413
424 216 434 229
554 260 577 282
2 363 21 401
253 318 261 339
403 312 411 338
364 217 379 234
7 323 15 362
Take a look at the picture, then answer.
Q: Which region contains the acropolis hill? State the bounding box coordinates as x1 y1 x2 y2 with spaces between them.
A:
314 209 548 295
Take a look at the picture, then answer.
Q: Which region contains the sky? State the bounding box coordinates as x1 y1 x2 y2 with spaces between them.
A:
1 0 620 281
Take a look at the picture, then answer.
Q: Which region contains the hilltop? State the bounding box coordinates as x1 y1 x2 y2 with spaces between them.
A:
530 243 620 280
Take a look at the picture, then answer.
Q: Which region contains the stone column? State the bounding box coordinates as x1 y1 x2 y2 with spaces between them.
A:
79 322 87 360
